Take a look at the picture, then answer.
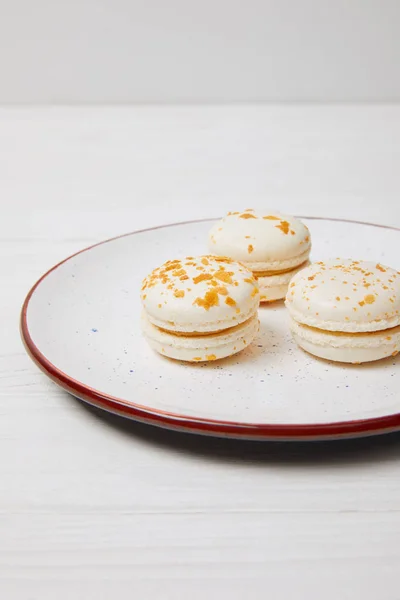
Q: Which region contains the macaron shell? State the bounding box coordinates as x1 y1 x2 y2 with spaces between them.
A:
142 312 260 362
286 259 400 332
209 210 311 267
243 249 311 272
290 319 400 363
257 261 310 302
259 283 288 303
141 256 260 333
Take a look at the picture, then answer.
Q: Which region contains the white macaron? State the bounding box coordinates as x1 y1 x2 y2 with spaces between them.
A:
209 209 311 302
141 255 260 362
285 259 400 363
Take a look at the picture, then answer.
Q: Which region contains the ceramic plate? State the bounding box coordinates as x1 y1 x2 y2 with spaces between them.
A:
21 217 400 441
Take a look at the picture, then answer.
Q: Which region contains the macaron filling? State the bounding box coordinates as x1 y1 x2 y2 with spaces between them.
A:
142 312 260 362
291 320 400 347
243 250 311 274
156 318 255 337
145 303 258 334
252 261 309 278
290 319 400 363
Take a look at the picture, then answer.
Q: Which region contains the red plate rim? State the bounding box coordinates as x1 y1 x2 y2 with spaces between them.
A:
20 216 400 441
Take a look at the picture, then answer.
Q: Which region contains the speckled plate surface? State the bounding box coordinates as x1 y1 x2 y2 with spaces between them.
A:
21 217 400 441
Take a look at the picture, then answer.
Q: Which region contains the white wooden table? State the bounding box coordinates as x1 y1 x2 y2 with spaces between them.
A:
2 106 400 600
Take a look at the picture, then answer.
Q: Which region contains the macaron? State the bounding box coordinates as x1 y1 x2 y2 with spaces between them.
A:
209 209 311 302
285 259 400 363
141 255 260 362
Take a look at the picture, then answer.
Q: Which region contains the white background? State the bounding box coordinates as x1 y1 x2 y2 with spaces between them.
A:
2 0 400 597
0 0 399 103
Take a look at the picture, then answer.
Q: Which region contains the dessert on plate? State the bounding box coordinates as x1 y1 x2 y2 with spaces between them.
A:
208 209 311 302
141 255 260 362
285 259 400 363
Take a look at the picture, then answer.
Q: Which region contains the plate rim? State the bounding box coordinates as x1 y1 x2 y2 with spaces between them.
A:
20 216 400 440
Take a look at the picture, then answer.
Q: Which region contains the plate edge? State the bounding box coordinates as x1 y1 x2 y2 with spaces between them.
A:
20 216 400 440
